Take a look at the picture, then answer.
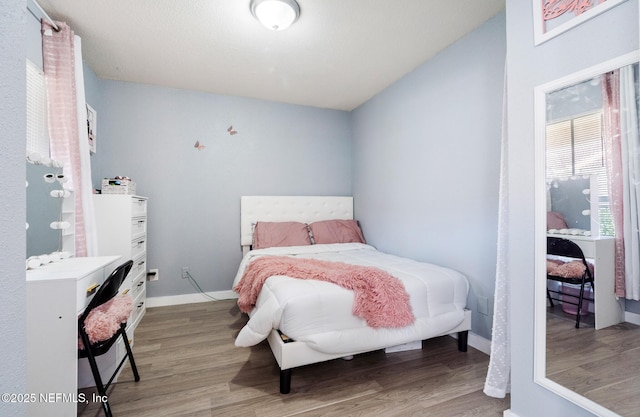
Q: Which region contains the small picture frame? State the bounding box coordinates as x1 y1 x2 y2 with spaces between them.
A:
533 0 628 45
86 103 97 154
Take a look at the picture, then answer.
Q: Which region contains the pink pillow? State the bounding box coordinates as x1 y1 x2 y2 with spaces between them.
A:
309 219 366 244
547 211 568 230
253 221 311 250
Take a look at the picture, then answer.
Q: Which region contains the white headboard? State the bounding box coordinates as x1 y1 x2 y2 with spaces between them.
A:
240 196 354 250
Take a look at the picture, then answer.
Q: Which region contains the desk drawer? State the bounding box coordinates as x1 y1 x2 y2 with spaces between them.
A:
76 269 105 312
569 239 595 259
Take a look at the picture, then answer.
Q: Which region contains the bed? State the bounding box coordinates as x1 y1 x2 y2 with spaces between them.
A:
233 196 471 393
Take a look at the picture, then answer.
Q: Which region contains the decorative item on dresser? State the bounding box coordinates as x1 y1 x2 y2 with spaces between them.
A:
26 256 122 417
91 195 148 385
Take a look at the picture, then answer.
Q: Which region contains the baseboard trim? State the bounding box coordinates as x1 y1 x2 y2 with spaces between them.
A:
503 410 519 417
625 310 640 325
146 290 238 308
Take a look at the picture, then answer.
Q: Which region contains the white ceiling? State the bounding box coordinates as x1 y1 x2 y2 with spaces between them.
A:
37 0 505 111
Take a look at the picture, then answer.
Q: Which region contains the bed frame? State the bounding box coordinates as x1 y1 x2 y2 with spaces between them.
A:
240 195 471 393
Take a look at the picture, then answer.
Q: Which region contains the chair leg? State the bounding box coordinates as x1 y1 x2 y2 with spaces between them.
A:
80 331 113 417
120 324 140 382
575 282 586 329
100 397 113 417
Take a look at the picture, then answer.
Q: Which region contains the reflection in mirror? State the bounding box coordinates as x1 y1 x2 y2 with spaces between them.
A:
26 161 62 257
535 53 640 417
26 153 73 269
547 175 599 236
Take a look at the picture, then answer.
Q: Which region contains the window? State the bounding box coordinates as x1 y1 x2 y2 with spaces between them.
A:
26 59 49 157
546 112 614 236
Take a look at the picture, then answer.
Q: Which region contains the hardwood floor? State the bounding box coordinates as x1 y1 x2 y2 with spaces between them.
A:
546 306 640 417
78 300 509 417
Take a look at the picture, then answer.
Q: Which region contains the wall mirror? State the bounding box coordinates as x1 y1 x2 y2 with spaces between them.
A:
26 152 74 268
534 51 640 417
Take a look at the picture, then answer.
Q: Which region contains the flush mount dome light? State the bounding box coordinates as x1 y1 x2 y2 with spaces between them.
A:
250 0 300 31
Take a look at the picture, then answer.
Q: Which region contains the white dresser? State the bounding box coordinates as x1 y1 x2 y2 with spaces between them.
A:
90 195 148 386
548 234 624 329
26 256 121 417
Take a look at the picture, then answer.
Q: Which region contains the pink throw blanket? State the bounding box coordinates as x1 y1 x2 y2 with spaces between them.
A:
234 256 415 328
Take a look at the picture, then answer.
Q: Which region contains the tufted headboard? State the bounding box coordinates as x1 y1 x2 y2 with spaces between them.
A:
240 196 353 254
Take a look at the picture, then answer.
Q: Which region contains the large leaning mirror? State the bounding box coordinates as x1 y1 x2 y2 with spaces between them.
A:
534 51 640 417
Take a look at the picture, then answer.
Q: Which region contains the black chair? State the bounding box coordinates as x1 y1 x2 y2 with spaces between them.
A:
78 260 140 417
546 237 595 328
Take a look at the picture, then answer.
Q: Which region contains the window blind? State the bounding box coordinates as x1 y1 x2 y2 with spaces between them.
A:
546 111 613 235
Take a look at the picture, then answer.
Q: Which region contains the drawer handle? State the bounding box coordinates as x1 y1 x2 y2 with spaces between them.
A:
137 220 145 224
137 281 144 287
86 283 100 295
137 302 144 308
122 288 130 295
137 260 145 267
137 240 145 246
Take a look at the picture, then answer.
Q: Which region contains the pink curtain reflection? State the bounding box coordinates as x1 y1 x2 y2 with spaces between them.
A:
42 21 88 256
602 69 626 297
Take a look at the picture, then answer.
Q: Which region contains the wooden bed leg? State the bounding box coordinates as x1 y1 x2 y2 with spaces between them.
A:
280 369 292 394
458 331 468 352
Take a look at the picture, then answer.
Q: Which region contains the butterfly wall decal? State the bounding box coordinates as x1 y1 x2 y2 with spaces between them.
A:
227 125 238 136
194 140 205 150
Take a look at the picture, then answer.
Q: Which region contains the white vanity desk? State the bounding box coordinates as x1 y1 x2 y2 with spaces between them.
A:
547 233 624 329
26 256 121 417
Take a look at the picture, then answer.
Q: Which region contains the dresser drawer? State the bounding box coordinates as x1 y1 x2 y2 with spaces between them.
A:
76 269 105 312
130 255 147 281
131 271 146 299
130 289 146 328
130 237 146 260
116 325 135 362
131 197 147 217
131 217 147 240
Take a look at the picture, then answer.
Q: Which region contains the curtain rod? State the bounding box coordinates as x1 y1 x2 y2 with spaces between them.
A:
29 0 60 32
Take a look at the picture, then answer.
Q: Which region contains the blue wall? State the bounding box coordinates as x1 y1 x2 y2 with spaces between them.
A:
506 0 638 416
87 13 507 342
1 0 28 415
351 12 506 340
98 81 352 297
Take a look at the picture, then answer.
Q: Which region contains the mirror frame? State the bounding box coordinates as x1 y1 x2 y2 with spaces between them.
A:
534 50 640 417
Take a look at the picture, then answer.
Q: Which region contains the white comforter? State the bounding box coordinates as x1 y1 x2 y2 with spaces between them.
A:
233 243 469 354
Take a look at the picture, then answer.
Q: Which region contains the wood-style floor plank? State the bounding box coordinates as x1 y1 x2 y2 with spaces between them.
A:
78 300 509 417
546 306 640 417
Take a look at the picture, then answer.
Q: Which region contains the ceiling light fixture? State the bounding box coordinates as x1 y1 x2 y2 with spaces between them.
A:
250 0 300 31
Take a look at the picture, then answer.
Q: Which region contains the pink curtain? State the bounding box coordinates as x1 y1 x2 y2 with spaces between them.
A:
42 21 88 256
602 70 626 297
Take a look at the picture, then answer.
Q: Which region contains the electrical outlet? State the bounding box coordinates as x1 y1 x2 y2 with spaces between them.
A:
181 267 189 279
477 296 489 316
148 268 159 281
